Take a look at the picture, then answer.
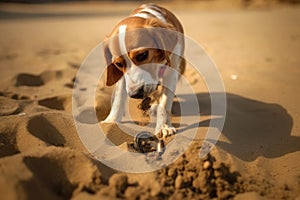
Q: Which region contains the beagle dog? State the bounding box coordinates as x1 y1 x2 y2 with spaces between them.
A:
103 4 185 138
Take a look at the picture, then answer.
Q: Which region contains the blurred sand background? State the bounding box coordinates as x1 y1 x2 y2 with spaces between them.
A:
0 0 300 199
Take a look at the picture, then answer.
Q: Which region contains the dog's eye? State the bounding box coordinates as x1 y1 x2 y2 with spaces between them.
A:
135 51 149 62
115 62 124 68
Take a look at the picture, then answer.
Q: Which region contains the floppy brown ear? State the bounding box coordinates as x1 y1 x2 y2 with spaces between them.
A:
106 64 123 86
104 44 123 86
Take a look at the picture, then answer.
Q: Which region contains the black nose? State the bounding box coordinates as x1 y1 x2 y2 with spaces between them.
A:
130 86 144 99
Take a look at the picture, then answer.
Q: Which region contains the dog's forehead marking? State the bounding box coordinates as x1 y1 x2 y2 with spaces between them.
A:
133 5 166 23
118 25 128 56
118 24 135 68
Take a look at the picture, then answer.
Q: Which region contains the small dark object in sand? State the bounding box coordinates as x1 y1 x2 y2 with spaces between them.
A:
133 131 164 153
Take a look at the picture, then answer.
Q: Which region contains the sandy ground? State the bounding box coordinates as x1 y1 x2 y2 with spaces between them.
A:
0 1 300 199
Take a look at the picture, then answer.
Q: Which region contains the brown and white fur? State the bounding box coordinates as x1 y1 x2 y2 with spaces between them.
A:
102 4 185 137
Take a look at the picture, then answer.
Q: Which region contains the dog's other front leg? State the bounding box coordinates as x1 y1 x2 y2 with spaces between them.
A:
103 77 127 123
155 69 178 137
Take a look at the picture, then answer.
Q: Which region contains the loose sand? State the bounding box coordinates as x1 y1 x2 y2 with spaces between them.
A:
0 1 300 199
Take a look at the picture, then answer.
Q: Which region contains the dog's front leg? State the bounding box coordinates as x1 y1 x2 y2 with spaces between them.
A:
103 77 127 123
155 68 178 137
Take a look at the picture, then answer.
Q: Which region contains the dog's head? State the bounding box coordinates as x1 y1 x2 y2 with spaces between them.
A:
104 17 177 99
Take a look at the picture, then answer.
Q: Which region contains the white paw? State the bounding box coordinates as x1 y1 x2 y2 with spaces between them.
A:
155 124 176 138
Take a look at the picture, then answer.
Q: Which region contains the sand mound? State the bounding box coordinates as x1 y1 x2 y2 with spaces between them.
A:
19 111 87 153
0 96 20 116
0 147 102 200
